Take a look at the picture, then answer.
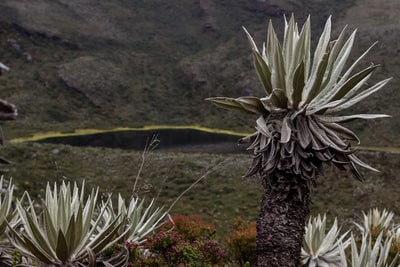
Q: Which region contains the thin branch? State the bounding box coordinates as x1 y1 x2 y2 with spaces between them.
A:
166 159 228 213
132 134 159 197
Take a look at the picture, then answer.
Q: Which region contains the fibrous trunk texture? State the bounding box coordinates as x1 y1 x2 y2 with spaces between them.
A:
256 173 311 267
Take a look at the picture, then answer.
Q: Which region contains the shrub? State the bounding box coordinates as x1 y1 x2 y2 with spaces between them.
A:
164 214 216 241
227 217 257 266
125 214 226 266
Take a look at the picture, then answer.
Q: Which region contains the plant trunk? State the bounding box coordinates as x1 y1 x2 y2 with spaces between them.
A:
256 173 311 267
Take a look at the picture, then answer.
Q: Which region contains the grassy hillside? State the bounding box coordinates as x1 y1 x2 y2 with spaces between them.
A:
0 0 398 147
2 142 400 237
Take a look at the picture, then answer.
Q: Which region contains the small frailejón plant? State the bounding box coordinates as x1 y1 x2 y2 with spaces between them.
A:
8 181 128 267
207 15 391 266
354 208 395 237
301 214 349 267
101 193 168 243
340 232 398 267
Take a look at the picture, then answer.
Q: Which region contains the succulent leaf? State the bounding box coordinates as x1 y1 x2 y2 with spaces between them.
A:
0 177 14 235
101 194 168 244
326 78 392 113
243 27 273 95
300 16 332 107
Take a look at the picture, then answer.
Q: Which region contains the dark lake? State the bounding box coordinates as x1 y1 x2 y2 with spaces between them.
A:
36 128 249 154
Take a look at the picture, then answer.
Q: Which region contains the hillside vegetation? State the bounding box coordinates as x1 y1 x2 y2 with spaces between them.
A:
1 0 400 244
2 142 400 236
0 0 398 147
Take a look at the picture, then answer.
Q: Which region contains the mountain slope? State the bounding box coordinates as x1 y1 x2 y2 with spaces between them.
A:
0 0 398 146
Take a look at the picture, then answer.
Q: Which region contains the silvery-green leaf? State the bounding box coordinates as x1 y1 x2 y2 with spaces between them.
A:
21 235 54 264
302 214 349 267
0 177 14 235
242 26 260 54
56 229 69 262
271 36 286 92
243 27 273 95
300 16 311 80
253 50 273 95
64 215 77 255
89 219 124 255
348 154 379 172
283 14 298 102
7 222 52 264
43 206 58 249
315 120 360 143
255 116 273 138
236 96 270 115
300 16 331 107
319 26 349 88
330 65 378 102
310 65 378 112
266 20 277 69
304 47 330 104
333 42 377 93
292 61 305 108
307 118 348 152
326 78 392 113
205 97 256 114
271 88 288 109
312 28 355 105
280 115 292 143
24 210 57 259
260 96 276 112
295 116 312 149
87 248 96 267
316 114 390 123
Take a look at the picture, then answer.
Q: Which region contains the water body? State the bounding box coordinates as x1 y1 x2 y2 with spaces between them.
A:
35 128 249 154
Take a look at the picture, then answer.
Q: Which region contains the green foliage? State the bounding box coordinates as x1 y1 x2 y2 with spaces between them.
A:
227 217 256 266
125 214 226 266
164 214 216 242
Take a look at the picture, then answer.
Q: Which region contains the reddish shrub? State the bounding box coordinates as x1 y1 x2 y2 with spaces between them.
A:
227 217 256 266
164 214 216 241
124 214 226 266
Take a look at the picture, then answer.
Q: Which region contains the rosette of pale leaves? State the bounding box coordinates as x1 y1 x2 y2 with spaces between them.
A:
340 232 398 267
206 15 390 194
101 194 168 244
301 214 349 267
8 181 128 267
354 208 394 237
